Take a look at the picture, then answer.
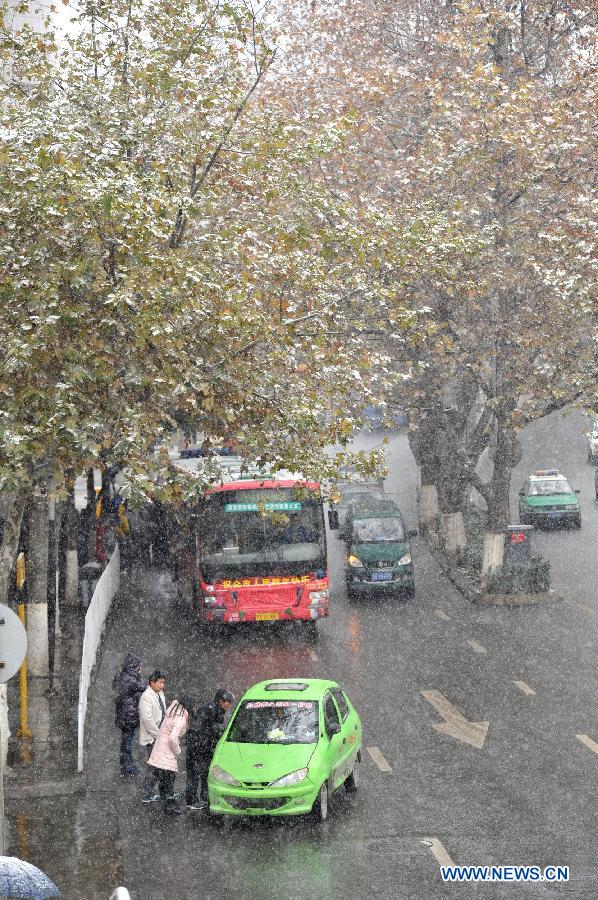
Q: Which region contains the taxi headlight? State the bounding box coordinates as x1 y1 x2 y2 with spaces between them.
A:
348 555 363 568
210 765 240 786
269 767 308 788
398 553 412 566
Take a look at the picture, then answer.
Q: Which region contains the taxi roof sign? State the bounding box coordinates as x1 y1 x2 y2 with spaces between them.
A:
533 469 560 477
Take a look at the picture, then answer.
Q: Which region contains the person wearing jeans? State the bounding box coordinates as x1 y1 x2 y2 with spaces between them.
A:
138 670 167 802
113 654 145 776
148 697 192 816
119 727 137 775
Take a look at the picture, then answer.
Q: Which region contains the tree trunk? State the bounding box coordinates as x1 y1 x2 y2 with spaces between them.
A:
64 492 80 606
26 489 50 677
418 478 440 532
437 407 468 558
0 484 29 770
442 512 466 556
410 408 442 533
0 484 28 607
481 418 516 586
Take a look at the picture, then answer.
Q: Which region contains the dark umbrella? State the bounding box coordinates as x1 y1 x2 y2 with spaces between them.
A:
0 857 61 899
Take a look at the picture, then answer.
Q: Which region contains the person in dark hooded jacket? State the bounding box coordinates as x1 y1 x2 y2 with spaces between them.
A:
113 653 145 775
185 689 234 809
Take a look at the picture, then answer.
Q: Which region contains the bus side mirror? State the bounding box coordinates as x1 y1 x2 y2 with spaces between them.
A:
328 509 339 530
408 529 418 538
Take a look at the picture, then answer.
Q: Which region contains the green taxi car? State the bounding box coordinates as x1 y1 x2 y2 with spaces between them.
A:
208 678 362 821
519 469 581 528
344 497 415 597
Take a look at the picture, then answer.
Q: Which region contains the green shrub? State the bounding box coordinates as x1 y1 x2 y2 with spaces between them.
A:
487 554 551 594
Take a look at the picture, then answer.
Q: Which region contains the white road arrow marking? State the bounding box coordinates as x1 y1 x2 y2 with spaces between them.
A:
421 689 489 750
308 649 319 662
421 837 455 868
466 638 488 655
513 680 536 696
576 734 598 756
434 608 450 621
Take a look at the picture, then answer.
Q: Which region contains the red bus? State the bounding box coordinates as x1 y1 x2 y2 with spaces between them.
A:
174 456 329 628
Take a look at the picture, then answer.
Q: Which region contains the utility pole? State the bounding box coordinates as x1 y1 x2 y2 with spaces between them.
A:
15 553 32 741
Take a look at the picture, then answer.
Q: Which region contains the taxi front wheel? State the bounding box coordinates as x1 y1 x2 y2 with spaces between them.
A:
312 781 329 822
345 750 361 793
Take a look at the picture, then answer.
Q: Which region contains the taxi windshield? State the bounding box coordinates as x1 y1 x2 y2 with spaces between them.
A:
528 478 572 496
353 516 405 542
227 700 318 745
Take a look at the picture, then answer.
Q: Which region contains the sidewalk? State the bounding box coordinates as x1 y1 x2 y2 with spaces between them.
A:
5 606 86 798
4 565 174 798
1 568 167 899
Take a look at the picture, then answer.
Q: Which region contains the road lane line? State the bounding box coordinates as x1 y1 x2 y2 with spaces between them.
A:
466 639 488 655
513 680 536 696
366 746 392 772
308 649 319 662
572 603 595 616
576 734 598 756
421 837 455 868
434 608 450 621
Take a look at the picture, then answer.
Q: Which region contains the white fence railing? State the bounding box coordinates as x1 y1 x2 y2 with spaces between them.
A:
77 544 120 773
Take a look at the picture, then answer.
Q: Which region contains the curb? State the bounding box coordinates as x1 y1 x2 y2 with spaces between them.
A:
477 591 564 607
421 532 561 606
4 774 86 800
421 532 482 603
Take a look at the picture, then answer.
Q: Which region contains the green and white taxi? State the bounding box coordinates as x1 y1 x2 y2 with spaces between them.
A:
208 678 362 821
518 469 581 528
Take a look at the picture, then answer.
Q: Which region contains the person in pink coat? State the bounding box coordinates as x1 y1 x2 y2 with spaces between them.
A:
148 696 193 816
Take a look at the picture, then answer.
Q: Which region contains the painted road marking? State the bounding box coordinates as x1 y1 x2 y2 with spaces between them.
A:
366 746 392 772
576 734 598 756
421 837 455 869
466 639 488 655
513 680 536 696
421 689 489 750
434 608 450 621
308 649 319 662
572 603 595 616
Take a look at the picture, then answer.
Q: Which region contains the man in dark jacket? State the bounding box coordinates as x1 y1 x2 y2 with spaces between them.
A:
113 653 145 775
185 689 234 810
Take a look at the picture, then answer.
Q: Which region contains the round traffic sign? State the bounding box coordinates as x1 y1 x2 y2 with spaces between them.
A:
0 603 27 683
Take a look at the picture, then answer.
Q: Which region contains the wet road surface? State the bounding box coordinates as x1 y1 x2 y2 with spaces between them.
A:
7 413 598 899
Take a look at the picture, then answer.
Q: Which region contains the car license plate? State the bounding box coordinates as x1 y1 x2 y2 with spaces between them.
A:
371 571 393 582
255 612 280 621
548 511 562 518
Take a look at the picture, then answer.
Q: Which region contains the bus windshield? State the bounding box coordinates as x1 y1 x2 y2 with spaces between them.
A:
195 488 326 581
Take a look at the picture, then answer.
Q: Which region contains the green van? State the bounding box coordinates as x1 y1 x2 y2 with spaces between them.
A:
343 497 416 597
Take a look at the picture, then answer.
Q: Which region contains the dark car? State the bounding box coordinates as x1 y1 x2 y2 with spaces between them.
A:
343 497 416 597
